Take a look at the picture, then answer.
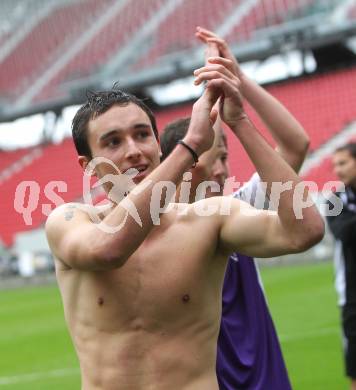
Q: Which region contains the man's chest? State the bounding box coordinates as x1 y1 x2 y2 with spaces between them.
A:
90 221 223 323
59 215 225 332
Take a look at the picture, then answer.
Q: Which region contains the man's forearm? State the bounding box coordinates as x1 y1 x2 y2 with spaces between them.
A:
231 118 323 247
241 76 309 172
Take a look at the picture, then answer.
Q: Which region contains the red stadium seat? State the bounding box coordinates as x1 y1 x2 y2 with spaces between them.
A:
0 0 107 96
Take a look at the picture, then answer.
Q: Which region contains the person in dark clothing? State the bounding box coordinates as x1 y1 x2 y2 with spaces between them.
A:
328 142 356 390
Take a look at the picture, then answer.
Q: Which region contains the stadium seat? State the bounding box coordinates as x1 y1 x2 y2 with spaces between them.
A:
0 0 108 96
32 0 164 103
131 0 238 70
225 0 315 43
0 139 82 246
0 148 30 174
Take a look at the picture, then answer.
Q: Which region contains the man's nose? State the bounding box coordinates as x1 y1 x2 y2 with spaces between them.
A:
125 138 142 160
213 160 225 178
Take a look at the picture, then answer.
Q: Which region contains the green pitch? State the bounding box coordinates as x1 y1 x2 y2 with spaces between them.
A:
0 262 349 389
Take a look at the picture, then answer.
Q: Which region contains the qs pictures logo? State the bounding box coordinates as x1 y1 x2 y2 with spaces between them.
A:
82 157 148 234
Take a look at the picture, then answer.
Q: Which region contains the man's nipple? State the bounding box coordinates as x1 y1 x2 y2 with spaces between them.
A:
182 294 190 303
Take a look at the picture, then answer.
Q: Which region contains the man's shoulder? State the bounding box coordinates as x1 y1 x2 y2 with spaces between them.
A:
46 202 87 223
183 196 243 217
176 197 251 235
167 199 224 229
45 202 96 239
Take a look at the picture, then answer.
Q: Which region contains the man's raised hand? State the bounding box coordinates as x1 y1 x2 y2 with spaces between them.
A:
183 78 220 157
193 56 247 130
196 26 244 81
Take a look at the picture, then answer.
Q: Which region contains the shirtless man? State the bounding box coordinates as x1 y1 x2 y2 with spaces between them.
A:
45 59 324 389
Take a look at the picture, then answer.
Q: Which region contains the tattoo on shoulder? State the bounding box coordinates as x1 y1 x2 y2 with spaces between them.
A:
64 206 76 221
64 211 74 221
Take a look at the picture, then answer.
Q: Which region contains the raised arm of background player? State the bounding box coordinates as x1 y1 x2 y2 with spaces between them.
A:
45 86 220 272
196 26 309 173
193 58 324 257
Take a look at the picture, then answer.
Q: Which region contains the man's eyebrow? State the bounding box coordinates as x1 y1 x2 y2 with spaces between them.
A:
99 124 151 142
99 129 120 142
133 123 151 130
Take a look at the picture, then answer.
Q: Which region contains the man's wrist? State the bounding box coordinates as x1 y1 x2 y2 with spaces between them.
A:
181 136 205 157
176 140 199 168
238 71 248 84
230 115 253 135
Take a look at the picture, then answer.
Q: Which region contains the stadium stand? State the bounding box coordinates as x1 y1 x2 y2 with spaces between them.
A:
256 67 356 150
0 0 41 39
131 0 238 70
0 0 342 106
0 139 82 246
303 158 336 188
34 0 165 103
0 148 31 175
0 0 109 96
224 0 316 43
2 64 356 246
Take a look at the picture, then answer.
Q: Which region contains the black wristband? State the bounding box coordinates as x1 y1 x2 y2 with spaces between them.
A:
177 140 199 168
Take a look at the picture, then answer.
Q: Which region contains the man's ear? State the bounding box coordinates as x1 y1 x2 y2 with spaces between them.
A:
78 155 97 176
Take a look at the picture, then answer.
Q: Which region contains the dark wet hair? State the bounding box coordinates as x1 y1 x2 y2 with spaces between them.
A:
72 87 158 158
160 117 191 161
335 142 356 159
160 116 228 161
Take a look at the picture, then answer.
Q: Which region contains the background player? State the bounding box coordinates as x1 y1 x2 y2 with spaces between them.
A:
161 27 311 389
328 142 356 390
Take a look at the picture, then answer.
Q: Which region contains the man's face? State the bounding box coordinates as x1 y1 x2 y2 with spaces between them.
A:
207 135 229 196
190 128 229 199
82 103 161 189
332 150 356 186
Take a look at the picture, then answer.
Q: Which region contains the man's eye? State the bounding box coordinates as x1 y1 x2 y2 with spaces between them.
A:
107 138 120 147
137 131 149 139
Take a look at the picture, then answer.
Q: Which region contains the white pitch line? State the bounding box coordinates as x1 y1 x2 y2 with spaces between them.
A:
279 326 339 342
0 367 79 386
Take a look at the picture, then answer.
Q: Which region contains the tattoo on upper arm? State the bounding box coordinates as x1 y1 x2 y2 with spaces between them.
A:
64 205 76 221
64 211 74 221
